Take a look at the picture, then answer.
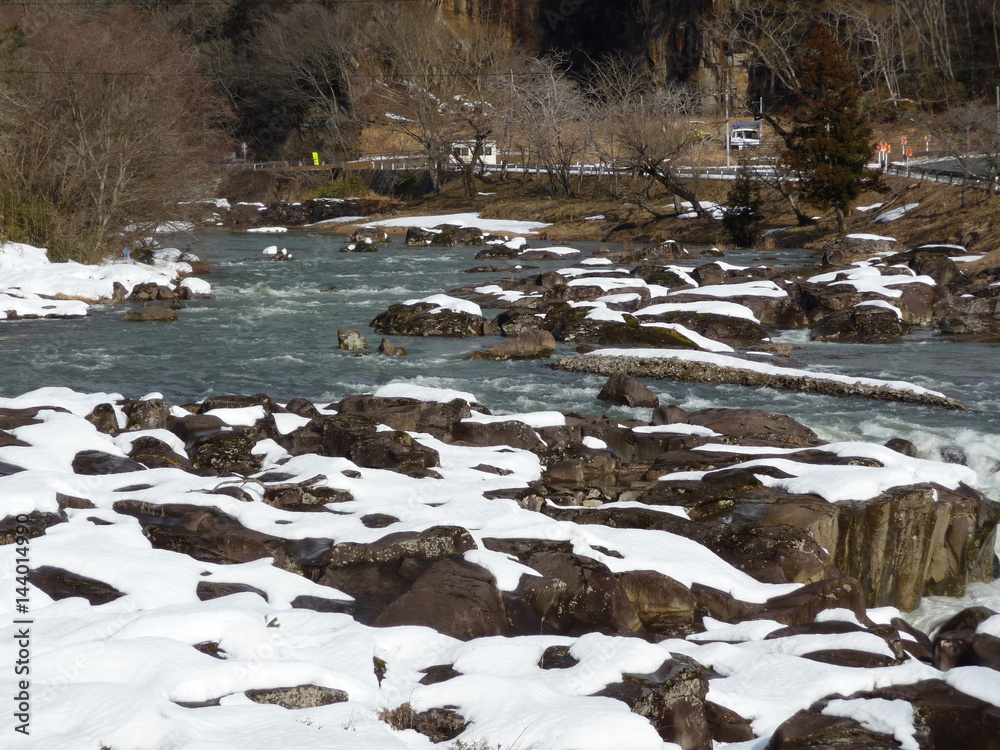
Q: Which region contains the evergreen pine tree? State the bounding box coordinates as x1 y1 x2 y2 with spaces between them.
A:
722 164 764 247
781 22 883 234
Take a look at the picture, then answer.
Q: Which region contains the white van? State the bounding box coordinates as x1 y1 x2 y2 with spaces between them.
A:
728 123 762 150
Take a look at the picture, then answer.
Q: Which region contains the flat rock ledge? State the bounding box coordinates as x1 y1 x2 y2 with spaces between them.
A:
553 353 967 410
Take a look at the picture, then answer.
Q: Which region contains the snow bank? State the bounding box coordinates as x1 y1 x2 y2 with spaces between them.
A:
365 212 551 235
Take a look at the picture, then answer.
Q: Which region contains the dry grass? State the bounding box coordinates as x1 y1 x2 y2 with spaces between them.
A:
229 159 1000 252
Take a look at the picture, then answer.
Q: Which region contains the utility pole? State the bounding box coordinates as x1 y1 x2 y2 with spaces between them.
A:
725 91 731 168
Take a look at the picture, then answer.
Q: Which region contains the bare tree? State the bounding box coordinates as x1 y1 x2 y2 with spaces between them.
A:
931 102 1000 205
0 6 227 261
364 9 516 197
517 57 594 197
254 4 365 158
724 0 811 96
827 1 907 105
591 55 710 218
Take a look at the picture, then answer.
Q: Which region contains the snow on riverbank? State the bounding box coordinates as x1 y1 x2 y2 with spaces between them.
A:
0 241 200 319
1 385 996 749
364 212 552 235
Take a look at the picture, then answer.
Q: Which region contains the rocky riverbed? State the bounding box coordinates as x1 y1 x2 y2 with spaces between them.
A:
3 221 1000 749
2 383 999 749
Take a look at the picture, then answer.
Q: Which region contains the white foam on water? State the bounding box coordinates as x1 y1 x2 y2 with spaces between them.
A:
904 580 1000 636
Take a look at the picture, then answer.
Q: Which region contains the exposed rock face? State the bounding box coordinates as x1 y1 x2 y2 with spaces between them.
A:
810 305 910 343
833 485 1000 609
933 293 1000 336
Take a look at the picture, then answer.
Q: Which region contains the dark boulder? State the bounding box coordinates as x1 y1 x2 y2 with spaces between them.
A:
594 655 712 749
405 226 455 247
932 606 1000 670
635 311 768 347
71 450 147 475
373 558 511 640
124 305 177 322
28 565 125 604
349 227 388 244
821 235 905 266
654 406 821 447
453 418 546 451
933 293 1000 337
372 302 490 337
348 431 440 476
284 414 378 457
86 403 121 435
112 501 296 568
379 703 468 742
127 436 194 472
122 398 172 431
196 580 269 602
598 372 659 408
810 305 909 343
487 538 644 636
338 329 369 351
466 330 557 360
189 430 262 477
340 240 377 253
378 337 407 356
333 395 470 439
0 510 68 544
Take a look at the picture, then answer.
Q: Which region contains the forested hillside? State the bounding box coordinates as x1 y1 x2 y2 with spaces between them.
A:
2 0 1000 259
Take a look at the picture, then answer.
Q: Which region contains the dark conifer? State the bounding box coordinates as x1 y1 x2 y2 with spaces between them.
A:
781 22 884 234
722 163 765 247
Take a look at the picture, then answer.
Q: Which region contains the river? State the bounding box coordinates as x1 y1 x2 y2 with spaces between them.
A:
2 227 999 626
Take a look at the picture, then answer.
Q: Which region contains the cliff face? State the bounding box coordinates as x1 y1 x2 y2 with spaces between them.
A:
437 0 728 105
